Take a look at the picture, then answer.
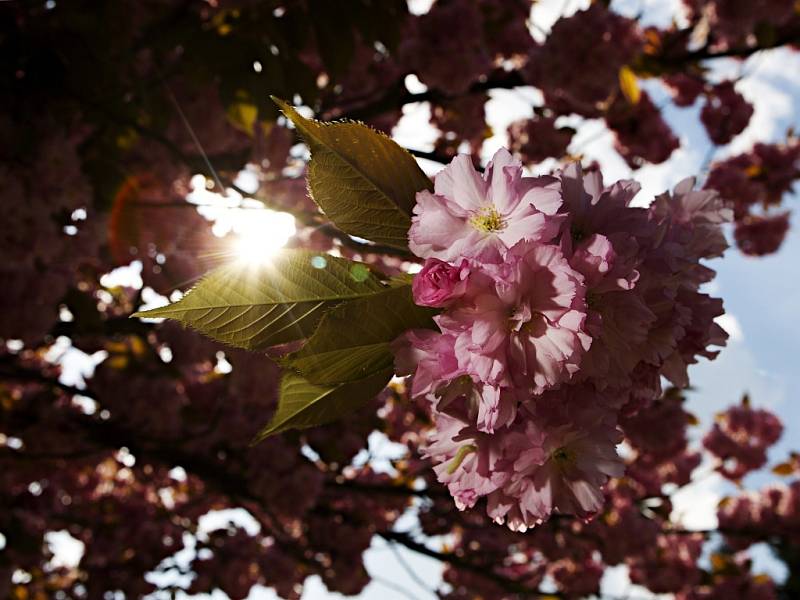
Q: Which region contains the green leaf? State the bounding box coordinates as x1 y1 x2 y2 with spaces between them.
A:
272 97 432 249
254 368 393 441
132 250 385 349
284 284 436 385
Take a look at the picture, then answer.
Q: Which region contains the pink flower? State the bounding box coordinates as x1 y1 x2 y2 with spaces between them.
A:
628 534 704 594
392 329 461 400
412 258 469 307
424 412 510 510
705 141 800 218
659 289 727 388
607 92 679 168
398 149 733 531
484 389 624 530
393 330 517 432
559 162 646 256
650 177 733 261
409 148 562 263
438 241 591 394
425 385 624 532
507 116 574 164
435 377 519 433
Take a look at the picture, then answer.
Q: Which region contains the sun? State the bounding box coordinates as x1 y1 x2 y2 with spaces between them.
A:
232 209 296 264
186 174 298 265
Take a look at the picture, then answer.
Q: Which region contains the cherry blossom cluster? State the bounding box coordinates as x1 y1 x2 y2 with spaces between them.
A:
719 480 800 550
395 149 731 530
705 139 799 256
703 397 784 480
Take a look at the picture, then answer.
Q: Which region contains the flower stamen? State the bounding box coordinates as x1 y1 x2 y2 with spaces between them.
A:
470 206 506 233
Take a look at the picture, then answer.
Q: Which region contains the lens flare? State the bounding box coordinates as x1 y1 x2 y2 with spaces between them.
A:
232 210 296 264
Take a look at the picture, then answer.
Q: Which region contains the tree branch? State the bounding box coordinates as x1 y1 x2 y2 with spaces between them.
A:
377 530 559 599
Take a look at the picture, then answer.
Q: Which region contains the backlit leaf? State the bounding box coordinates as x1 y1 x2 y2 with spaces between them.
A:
273 97 432 249
285 284 436 385
132 250 385 349
254 368 393 441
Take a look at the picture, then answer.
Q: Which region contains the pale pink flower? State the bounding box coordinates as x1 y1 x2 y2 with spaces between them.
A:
659 289 727 388
437 241 591 394
435 376 519 433
393 330 517 432
428 386 624 532
392 329 461 400
409 148 562 262
424 412 511 509
399 151 732 532
487 390 624 529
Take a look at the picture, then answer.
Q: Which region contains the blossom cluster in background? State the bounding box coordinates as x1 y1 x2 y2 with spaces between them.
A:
396 149 732 530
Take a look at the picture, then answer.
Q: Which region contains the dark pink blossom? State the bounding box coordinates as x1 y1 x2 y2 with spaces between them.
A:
701 81 754 145
412 258 470 307
734 212 791 256
507 116 575 164
704 399 784 480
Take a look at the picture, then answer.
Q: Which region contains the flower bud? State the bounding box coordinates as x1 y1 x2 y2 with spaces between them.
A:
412 258 468 307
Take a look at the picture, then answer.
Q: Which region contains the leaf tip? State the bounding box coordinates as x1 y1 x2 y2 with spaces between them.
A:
249 424 278 446
270 95 293 116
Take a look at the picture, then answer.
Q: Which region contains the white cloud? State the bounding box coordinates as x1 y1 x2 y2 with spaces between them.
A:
715 313 744 343
670 466 724 531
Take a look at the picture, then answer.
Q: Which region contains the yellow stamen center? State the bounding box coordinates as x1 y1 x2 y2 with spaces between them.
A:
469 207 505 233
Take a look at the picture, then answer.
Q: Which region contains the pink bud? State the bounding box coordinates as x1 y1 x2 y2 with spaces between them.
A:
412 258 468 307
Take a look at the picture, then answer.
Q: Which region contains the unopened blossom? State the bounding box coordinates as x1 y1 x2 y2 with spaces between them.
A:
409 148 562 262
412 258 469 307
